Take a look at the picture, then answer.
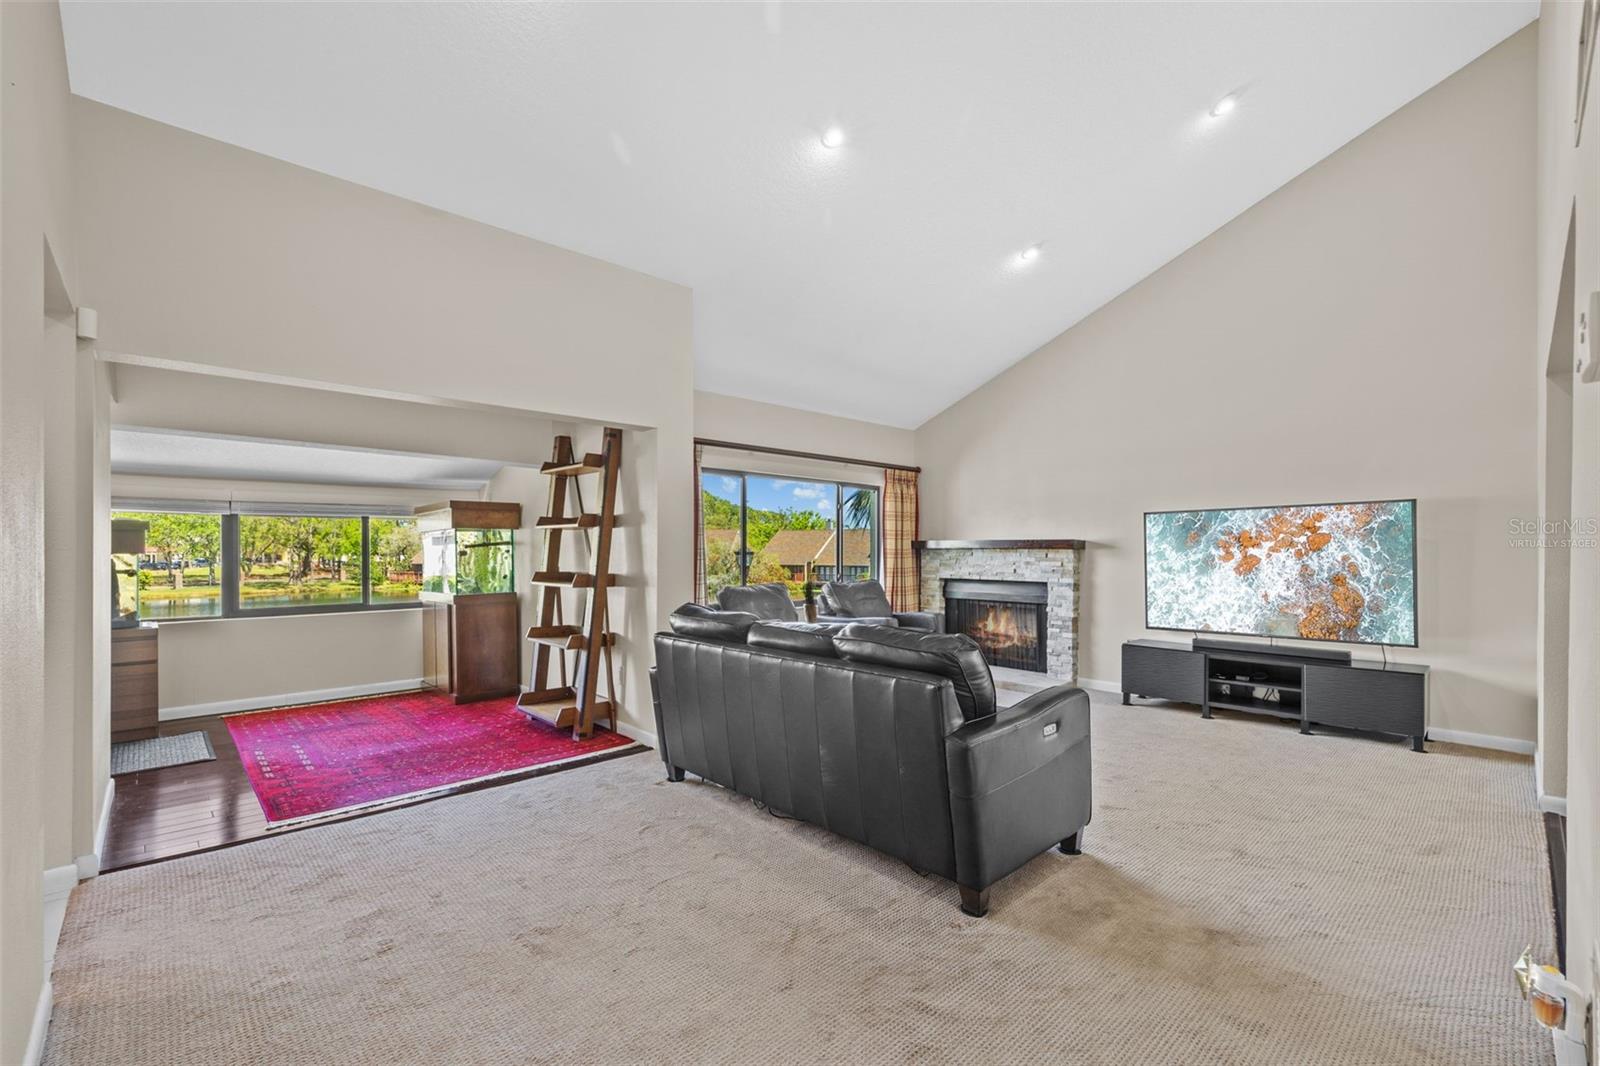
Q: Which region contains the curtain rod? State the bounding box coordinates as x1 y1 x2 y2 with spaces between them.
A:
694 437 920 474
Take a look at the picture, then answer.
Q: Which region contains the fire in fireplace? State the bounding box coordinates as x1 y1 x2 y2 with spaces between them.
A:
943 579 1049 672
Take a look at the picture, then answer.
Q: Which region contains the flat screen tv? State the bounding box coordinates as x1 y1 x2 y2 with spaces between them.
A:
1145 499 1417 647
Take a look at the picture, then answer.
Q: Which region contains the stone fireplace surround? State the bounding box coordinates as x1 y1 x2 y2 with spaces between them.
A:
914 539 1085 682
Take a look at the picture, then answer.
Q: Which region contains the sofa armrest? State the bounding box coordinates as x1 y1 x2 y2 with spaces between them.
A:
893 610 943 632
944 685 1092 892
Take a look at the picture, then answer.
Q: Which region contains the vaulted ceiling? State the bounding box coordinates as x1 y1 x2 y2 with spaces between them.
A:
62 2 1535 427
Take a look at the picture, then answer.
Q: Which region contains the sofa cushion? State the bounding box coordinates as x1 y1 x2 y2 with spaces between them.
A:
833 624 997 722
747 621 847 658
821 579 895 619
716 582 797 622
668 603 760 643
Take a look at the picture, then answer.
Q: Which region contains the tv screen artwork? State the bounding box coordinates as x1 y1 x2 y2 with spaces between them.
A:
1145 499 1417 647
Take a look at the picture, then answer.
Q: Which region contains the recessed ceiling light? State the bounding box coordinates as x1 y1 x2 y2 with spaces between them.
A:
1209 94 1238 119
1018 245 1041 263
821 126 846 149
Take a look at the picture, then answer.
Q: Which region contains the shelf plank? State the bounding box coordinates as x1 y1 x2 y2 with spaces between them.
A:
1207 696 1301 719
515 688 613 730
1210 677 1302 693
540 454 607 477
525 626 617 650
529 571 617 589
536 514 600 530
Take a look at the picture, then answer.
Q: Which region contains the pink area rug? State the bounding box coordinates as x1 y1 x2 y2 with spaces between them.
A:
225 690 635 823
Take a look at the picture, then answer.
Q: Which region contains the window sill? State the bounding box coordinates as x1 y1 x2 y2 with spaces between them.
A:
147 603 426 625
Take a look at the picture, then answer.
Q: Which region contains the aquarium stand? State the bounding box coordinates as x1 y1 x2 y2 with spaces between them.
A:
1121 638 1428 752
1191 636 1351 665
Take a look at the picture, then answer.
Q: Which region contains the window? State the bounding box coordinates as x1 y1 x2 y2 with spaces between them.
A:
113 512 224 620
111 508 424 620
700 472 880 600
369 518 423 604
238 515 364 611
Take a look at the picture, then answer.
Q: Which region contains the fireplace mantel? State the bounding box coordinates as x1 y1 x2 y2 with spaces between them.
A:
914 539 1085 551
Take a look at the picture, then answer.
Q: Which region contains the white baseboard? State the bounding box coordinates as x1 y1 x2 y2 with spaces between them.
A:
160 679 425 722
1077 676 1121 695
1427 728 1536 755
1553 1028 1588 1066
42 865 76 969
615 720 657 749
1540 793 1570 816
23 981 51 1066
75 776 115 880
42 865 77 901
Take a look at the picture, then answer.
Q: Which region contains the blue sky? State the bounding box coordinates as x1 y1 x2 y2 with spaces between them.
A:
705 473 839 518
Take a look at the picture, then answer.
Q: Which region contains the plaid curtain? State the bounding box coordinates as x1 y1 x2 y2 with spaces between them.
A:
693 443 707 603
882 468 920 612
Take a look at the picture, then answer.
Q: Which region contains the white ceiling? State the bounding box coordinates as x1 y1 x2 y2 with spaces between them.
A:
62 2 1535 428
111 428 506 492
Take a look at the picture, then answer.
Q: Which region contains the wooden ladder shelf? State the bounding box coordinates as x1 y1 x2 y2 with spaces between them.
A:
515 428 623 738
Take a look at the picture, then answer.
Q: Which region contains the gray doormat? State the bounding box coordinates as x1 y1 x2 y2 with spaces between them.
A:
111 731 216 776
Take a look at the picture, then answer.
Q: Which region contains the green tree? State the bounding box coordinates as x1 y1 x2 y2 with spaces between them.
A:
120 512 220 588
238 515 288 578
704 534 741 599
371 519 421 579
701 489 740 529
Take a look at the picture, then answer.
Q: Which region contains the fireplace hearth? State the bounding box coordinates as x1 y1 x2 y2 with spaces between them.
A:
944 579 1049 672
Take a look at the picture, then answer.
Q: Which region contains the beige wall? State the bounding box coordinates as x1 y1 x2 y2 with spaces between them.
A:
75 101 694 749
1537 0 1600 1014
155 611 423 715
917 30 1538 743
695 389 917 468
0 2 81 1061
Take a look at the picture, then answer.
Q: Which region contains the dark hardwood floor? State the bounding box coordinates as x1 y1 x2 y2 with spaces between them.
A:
1545 810 1567 971
103 712 646 873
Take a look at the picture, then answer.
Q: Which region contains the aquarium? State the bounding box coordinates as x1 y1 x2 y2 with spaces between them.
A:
421 527 515 598
111 518 147 627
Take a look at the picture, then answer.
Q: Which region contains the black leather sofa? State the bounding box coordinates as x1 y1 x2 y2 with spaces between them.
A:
650 607 1092 916
815 578 943 632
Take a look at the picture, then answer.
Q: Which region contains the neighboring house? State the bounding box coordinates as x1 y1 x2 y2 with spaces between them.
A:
761 528 872 583
703 526 874 585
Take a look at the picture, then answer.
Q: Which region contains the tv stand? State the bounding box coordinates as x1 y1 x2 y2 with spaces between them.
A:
1121 639 1428 751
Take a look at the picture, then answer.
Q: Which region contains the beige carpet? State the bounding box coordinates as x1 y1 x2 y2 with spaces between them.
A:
45 690 1554 1065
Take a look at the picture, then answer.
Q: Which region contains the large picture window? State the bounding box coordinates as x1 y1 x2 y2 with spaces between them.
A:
112 508 424 620
701 471 879 601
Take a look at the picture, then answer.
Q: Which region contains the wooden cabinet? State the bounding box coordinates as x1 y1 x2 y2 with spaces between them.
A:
111 624 159 742
422 593 521 703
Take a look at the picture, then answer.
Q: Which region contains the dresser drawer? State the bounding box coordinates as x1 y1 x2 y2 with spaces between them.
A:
111 629 158 665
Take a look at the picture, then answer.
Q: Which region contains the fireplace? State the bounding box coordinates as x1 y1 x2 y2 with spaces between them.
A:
944 579 1049 672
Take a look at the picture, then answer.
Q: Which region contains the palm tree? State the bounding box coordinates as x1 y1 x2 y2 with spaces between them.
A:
843 488 875 530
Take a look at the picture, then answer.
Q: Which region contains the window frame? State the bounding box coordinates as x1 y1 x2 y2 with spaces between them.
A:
112 509 426 622
700 470 882 596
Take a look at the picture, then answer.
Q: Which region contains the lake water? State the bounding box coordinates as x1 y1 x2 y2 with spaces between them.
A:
138 592 419 619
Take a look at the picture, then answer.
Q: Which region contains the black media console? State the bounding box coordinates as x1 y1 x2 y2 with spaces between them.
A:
1121 638 1429 751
